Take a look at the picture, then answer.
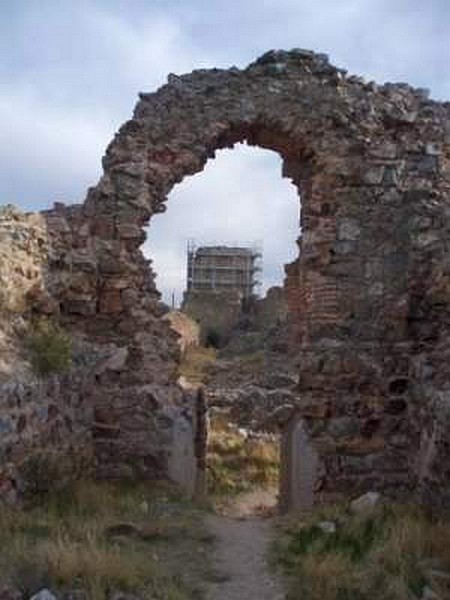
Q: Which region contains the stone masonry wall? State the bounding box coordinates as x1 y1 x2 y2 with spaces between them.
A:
0 360 95 502
182 289 243 346
1 49 450 510
254 285 288 331
0 206 96 499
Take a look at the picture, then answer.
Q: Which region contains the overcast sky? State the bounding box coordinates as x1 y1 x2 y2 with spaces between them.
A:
2 1 450 303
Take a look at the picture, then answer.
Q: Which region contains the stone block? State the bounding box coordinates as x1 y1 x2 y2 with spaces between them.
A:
30 590 57 600
350 491 381 514
327 416 360 438
69 250 97 273
425 143 442 156
337 218 361 241
318 521 337 534
93 217 115 238
336 436 386 455
116 223 144 239
0 418 13 435
417 155 438 174
99 290 123 314
382 165 399 187
63 298 96 316
362 165 384 185
369 142 398 159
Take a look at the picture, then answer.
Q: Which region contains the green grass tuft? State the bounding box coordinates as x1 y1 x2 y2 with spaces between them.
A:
0 480 214 600
27 320 72 376
274 503 450 600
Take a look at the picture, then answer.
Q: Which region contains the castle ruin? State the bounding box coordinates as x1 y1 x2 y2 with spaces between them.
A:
1 49 450 510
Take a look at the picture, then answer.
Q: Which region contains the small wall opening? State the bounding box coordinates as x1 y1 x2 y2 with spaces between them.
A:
204 328 222 349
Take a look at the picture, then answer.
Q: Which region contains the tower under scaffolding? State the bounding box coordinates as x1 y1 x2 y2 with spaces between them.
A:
186 240 262 300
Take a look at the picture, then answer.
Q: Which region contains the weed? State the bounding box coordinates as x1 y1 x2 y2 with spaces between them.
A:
27 320 72 376
275 503 450 600
284 509 391 564
179 346 216 385
0 480 213 599
17 451 66 499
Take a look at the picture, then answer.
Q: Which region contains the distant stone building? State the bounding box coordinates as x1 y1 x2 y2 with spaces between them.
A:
186 241 261 300
183 242 262 346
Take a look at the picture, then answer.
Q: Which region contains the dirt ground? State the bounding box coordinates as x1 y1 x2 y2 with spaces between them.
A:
205 488 285 600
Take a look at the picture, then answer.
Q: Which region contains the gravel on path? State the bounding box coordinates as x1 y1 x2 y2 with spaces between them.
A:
205 498 285 600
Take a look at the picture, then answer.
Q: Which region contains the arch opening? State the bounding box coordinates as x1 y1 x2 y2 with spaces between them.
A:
143 140 303 511
144 142 301 306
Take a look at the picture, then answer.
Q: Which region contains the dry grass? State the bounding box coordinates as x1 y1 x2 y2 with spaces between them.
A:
179 345 216 385
0 480 214 599
274 502 450 600
207 414 279 496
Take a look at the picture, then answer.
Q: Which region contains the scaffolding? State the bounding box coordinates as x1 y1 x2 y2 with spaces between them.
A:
186 240 262 300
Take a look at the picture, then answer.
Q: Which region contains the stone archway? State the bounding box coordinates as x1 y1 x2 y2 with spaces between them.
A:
30 49 450 510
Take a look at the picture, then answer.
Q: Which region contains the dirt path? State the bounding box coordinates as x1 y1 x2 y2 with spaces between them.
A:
205 489 285 600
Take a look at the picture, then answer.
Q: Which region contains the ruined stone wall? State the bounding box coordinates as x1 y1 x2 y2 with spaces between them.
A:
254 286 288 331
0 202 199 497
163 310 200 355
1 49 450 509
0 207 98 499
182 289 243 346
40 203 198 484
0 359 96 502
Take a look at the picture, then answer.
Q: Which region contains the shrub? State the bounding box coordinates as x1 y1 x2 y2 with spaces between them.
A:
27 321 72 376
275 503 450 600
0 480 211 600
17 451 66 499
283 511 389 564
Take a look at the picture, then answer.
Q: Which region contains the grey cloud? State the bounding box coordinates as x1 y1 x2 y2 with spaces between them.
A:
164 0 450 98
0 3 207 209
